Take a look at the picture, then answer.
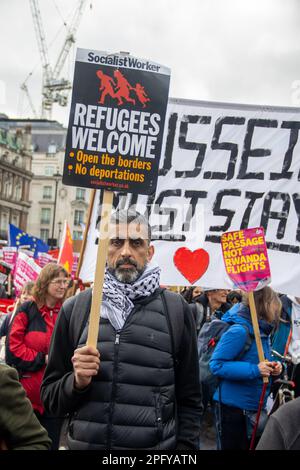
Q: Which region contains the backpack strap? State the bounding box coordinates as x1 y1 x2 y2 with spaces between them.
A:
7 300 41 337
236 324 253 360
160 289 185 367
69 288 93 347
6 301 45 375
217 323 254 408
17 300 40 321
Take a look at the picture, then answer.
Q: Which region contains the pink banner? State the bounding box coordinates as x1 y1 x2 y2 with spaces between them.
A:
3 247 17 271
19 249 34 258
13 252 41 296
221 227 271 292
71 253 80 279
36 252 55 268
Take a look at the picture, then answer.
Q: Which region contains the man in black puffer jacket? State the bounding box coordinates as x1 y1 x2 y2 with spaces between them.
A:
41 209 201 450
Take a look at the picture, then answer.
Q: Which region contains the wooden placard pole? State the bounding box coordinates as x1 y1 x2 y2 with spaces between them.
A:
248 291 268 384
87 189 114 347
7 273 12 297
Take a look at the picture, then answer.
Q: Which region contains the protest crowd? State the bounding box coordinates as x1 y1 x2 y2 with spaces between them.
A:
0 207 300 452
1 37 300 456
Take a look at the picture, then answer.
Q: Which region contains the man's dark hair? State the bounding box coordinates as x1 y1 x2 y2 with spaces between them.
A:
110 208 152 241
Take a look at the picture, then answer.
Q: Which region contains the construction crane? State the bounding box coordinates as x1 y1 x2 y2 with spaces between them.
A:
25 0 88 119
20 82 38 118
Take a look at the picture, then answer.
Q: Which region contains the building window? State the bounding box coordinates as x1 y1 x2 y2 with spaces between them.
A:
41 208 51 224
73 230 83 240
3 177 12 199
47 142 57 155
76 188 86 201
40 229 49 243
74 210 84 226
45 166 54 176
15 181 22 201
0 211 8 239
0 212 8 232
43 186 52 199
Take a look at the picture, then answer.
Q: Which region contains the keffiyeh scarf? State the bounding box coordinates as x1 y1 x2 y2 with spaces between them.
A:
100 264 161 331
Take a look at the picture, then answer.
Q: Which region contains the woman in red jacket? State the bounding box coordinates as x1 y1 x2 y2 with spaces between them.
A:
6 263 70 449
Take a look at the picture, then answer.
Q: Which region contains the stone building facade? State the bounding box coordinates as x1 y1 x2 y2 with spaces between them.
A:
0 121 33 241
0 117 90 247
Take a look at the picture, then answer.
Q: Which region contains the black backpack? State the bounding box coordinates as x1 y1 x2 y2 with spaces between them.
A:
68 288 185 367
197 317 253 395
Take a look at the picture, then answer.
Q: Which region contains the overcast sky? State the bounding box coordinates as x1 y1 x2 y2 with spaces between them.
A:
1 0 300 126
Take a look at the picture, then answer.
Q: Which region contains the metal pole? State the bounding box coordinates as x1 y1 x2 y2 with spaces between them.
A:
51 176 59 249
58 221 62 247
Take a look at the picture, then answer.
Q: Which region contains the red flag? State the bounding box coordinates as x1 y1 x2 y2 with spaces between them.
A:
48 248 59 259
57 221 74 274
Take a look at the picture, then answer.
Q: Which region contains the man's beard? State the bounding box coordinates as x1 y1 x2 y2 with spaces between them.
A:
109 257 146 284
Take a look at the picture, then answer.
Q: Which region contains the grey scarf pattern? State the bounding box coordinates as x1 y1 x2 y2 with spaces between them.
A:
100 264 161 331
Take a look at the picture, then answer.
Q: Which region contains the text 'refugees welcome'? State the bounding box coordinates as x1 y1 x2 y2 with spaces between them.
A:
72 103 161 159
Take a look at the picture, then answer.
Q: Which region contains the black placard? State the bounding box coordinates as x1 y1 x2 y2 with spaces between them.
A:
63 49 170 195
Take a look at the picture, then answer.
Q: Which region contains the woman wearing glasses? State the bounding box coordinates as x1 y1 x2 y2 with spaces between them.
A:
6 263 69 449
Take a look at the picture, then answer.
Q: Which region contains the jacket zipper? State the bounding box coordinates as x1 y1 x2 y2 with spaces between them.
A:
105 305 140 448
155 393 163 443
107 332 121 449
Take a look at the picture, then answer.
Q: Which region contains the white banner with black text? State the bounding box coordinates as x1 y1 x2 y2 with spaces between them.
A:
79 98 300 297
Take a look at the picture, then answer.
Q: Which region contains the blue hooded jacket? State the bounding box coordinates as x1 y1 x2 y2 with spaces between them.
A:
210 303 273 411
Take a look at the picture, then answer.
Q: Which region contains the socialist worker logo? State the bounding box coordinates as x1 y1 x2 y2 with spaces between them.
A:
96 69 151 108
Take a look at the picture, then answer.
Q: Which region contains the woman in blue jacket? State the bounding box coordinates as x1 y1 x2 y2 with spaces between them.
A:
210 286 282 450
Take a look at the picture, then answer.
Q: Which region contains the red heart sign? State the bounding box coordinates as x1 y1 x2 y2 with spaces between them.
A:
173 247 210 284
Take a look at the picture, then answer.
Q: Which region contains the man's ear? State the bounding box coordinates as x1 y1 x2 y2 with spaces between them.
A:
147 244 154 261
